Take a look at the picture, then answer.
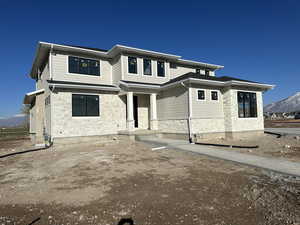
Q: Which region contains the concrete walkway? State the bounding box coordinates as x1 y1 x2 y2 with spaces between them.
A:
137 136 300 177
265 128 300 136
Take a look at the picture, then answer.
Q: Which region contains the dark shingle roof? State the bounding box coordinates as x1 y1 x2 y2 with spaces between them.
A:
63 44 108 52
163 72 261 86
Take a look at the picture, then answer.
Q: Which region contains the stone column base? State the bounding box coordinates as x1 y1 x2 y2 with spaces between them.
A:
150 119 158 130
127 120 135 131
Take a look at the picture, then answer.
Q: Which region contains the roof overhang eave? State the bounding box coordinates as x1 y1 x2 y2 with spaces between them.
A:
23 89 45 104
48 83 120 92
177 59 224 70
119 81 161 90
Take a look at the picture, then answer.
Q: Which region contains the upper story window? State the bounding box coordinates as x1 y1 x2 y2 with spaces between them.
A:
197 90 205 100
211 91 218 101
157 61 165 77
72 94 99 117
68 56 100 76
128 56 137 74
237 92 257 118
196 68 201 74
205 70 210 76
143 59 152 75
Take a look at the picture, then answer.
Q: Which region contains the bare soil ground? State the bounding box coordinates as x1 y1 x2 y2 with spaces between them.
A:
265 119 300 128
0 137 299 225
198 134 300 162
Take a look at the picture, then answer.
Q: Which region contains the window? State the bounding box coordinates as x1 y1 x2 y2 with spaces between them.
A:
72 94 99 117
197 90 205 100
68 56 100 76
143 59 152 75
211 91 218 101
157 61 165 77
128 56 137 74
196 68 201 74
205 70 210 76
237 92 257 118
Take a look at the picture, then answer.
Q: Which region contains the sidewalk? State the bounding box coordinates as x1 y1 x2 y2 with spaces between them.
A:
265 128 300 136
137 136 300 177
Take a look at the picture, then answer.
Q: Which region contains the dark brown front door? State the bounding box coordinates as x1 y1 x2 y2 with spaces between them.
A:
133 96 138 128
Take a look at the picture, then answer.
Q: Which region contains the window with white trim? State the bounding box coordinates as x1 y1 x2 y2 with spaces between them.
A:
197 90 205 100
68 56 100 76
143 59 152 75
211 91 218 101
128 56 137 74
157 61 165 77
72 94 99 117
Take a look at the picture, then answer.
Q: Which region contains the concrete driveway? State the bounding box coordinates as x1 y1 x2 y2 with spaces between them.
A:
265 128 300 135
137 136 300 178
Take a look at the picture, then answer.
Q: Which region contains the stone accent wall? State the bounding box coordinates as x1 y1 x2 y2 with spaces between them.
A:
191 118 225 134
223 88 264 132
51 90 126 138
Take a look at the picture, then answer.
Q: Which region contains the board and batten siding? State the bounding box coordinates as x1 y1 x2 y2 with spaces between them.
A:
157 86 188 120
51 52 112 85
121 55 170 84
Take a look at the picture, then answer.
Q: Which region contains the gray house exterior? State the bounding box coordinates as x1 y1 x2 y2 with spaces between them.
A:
24 42 274 145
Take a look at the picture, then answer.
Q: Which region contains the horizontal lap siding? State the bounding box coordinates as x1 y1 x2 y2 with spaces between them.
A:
157 86 188 120
121 55 170 84
52 53 112 85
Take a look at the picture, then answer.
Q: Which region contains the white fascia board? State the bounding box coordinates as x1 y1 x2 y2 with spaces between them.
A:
226 81 275 90
177 59 224 70
119 81 161 90
26 89 45 96
108 45 181 59
49 83 120 92
23 89 45 104
39 42 109 57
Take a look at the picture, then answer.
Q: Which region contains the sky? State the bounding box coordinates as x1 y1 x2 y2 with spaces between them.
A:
0 0 299 117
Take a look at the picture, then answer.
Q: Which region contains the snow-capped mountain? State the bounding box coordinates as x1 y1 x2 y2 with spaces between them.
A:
264 92 300 113
0 114 27 127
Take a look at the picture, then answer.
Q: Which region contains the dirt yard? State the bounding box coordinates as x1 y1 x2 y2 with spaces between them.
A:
0 137 299 225
198 133 300 162
265 119 300 128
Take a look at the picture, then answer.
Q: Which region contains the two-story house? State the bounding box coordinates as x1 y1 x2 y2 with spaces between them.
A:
24 42 274 145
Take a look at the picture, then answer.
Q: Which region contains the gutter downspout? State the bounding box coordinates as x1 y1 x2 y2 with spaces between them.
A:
181 82 193 143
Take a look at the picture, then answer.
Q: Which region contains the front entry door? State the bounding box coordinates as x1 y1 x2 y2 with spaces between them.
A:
133 96 138 128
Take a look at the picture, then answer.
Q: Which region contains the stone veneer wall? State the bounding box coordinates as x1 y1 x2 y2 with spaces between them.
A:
223 88 264 133
51 90 126 138
158 119 189 134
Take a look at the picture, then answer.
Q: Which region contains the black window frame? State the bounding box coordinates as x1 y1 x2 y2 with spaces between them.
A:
143 58 152 76
196 68 201 74
72 94 100 117
237 91 257 118
170 62 177 69
157 61 165 77
211 91 218 101
205 70 210 76
128 56 137 74
68 56 100 76
197 90 205 100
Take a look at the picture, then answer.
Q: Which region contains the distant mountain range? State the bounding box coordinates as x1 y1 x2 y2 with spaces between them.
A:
264 92 300 113
0 114 27 128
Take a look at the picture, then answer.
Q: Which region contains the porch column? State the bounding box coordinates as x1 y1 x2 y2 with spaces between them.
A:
150 93 158 130
126 92 134 131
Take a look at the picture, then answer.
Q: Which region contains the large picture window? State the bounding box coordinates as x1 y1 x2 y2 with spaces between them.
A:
128 56 137 74
237 92 257 118
157 61 165 77
143 59 152 75
72 94 99 117
68 56 100 76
